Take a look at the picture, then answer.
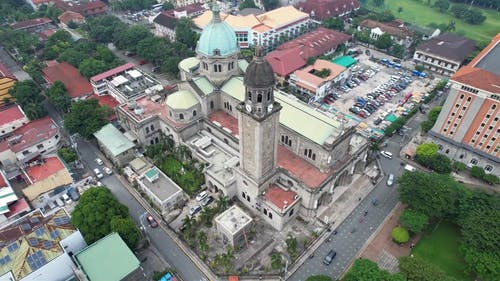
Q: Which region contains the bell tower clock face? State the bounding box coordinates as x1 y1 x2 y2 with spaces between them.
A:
245 103 252 113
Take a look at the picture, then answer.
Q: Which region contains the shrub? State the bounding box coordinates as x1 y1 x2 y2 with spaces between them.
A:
470 166 486 179
399 209 429 233
391 227 410 244
482 174 500 185
58 147 78 163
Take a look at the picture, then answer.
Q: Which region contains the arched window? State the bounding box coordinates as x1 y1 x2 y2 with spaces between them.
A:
267 91 271 101
248 92 252 100
268 212 273 219
179 113 184 120
288 140 292 146
210 101 214 109
257 94 262 102
193 110 197 117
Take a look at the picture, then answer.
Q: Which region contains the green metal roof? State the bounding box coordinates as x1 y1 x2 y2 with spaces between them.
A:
332 56 357 68
193 77 214 96
93 124 135 157
179 57 200 72
75 233 140 281
238 59 249 72
166 90 199 109
221 76 245 101
275 91 342 145
197 10 239 56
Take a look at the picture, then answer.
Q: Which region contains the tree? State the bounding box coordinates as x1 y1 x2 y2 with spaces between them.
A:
78 58 108 79
323 17 344 31
270 252 283 270
216 196 230 212
470 166 486 178
399 256 458 281
434 0 450 13
162 2 174 10
391 43 404 59
450 4 486 25
8 80 47 120
391 227 409 243
415 65 426 72
397 6 403 13
374 0 385 7
398 172 463 218
343 258 406 281
110 217 141 249
462 246 500 281
416 143 439 158
262 0 279 10
58 147 78 163
399 209 429 233
64 99 110 138
58 48 87 68
239 0 257 10
374 33 393 49
306 276 333 281
196 231 208 253
286 234 298 260
71 187 130 245
47 81 71 112
114 25 152 53
175 18 199 49
67 20 79 29
83 15 127 44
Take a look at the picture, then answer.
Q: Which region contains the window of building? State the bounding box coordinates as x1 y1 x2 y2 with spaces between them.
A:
246 195 250 202
268 212 273 219
445 149 450 154
145 127 150 134
263 209 268 215
486 145 491 149
485 165 493 173
248 92 252 100
150 140 154 145
151 124 154 131
179 113 184 120
193 110 197 117
155 137 159 143
289 209 294 217
458 115 462 119
459 154 464 159
467 96 472 102
36 144 44 149
267 91 271 101
460 94 464 99
210 101 214 109
213 65 217 72
470 158 478 165
257 94 262 102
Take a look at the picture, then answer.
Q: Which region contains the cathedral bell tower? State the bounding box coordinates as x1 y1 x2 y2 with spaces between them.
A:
237 46 281 181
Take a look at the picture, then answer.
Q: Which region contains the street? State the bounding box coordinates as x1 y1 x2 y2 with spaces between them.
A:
74 137 207 281
289 93 443 280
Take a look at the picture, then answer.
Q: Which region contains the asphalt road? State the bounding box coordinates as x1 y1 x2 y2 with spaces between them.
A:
74 137 207 281
289 93 444 280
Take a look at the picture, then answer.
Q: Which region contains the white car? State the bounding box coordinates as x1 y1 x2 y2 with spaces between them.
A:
93 168 104 179
95 158 103 165
62 193 72 204
195 191 208 201
380 151 393 159
387 174 394 186
103 167 113 175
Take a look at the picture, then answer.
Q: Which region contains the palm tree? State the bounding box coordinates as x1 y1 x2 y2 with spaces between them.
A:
222 246 234 272
270 252 283 270
200 207 213 227
181 215 194 230
216 196 230 212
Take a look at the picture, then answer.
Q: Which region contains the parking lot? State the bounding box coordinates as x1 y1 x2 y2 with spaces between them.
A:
306 53 437 137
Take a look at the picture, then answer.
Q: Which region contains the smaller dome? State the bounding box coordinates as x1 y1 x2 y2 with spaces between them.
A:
166 90 199 109
244 46 275 88
197 4 239 57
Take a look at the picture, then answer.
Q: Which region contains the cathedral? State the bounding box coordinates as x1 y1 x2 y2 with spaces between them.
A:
116 3 368 230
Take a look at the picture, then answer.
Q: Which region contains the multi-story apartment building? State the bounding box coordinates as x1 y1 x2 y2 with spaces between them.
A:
428 33 500 176
193 6 311 52
413 33 475 76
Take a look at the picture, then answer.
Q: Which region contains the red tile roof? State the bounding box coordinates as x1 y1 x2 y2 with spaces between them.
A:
90 63 135 83
42 62 92 99
0 105 27 127
209 111 239 136
296 0 361 20
452 33 500 93
25 156 65 183
277 145 331 189
4 198 30 219
58 11 85 25
10 17 52 30
276 27 351 59
89 94 119 120
0 170 7 188
266 47 306 77
265 185 297 210
359 19 411 39
0 62 16 80
54 0 107 16
0 117 59 154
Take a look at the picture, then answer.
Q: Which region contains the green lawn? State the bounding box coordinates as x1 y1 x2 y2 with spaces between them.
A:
412 221 472 280
158 156 204 195
365 0 500 42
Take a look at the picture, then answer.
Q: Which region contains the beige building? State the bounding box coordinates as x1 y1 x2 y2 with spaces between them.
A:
215 205 253 247
93 124 136 167
289 59 348 98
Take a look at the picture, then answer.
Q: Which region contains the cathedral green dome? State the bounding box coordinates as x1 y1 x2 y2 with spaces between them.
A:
196 4 238 57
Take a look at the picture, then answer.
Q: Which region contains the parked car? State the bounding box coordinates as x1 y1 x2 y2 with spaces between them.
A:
139 60 146 65
95 158 103 165
387 174 394 186
380 151 393 159
67 187 80 201
201 195 214 207
189 205 202 216
196 191 208 201
146 215 158 228
62 193 72 205
93 168 104 179
103 167 113 175
373 118 382 125
323 250 337 265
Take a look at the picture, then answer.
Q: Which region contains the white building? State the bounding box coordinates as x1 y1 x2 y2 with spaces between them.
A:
215 205 253 247
0 106 29 139
137 167 184 215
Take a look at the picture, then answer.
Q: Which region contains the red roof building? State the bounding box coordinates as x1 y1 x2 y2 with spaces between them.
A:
266 47 307 78
42 61 93 100
10 17 52 30
54 0 107 17
0 105 29 138
296 0 361 20
25 156 66 184
58 11 85 26
0 62 18 108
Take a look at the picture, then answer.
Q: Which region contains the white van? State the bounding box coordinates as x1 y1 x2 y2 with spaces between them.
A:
404 164 416 172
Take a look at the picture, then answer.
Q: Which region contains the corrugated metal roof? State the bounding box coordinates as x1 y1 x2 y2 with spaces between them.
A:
93 124 135 157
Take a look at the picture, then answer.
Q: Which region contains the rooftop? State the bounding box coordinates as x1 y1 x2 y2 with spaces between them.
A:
139 167 182 202
57 11 85 25
0 170 17 214
264 185 298 210
293 59 347 91
10 17 52 30
0 117 59 154
153 12 177 30
178 57 200 73
25 156 65 184
209 110 239 137
266 47 306 77
0 208 77 280
296 0 361 20
359 19 411 39
0 105 27 128
453 33 500 94
41 62 93 99
75 232 140 281
276 27 351 59
215 205 253 235
4 198 31 219
93 124 135 157
0 62 16 80
90 63 135 83
88 94 119 120
416 33 476 63
119 95 174 125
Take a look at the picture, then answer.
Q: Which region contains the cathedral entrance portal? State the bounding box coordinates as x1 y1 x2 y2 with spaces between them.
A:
335 170 352 187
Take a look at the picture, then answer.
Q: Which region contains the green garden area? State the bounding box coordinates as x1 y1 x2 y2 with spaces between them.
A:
158 155 205 196
365 0 500 42
413 221 473 280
